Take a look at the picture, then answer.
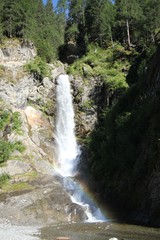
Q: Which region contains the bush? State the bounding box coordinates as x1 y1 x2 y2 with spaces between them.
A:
0 111 10 131
0 65 5 77
13 141 26 153
11 112 22 134
0 110 25 164
0 140 13 163
0 111 22 134
67 43 131 90
25 56 51 81
0 173 10 188
0 140 25 164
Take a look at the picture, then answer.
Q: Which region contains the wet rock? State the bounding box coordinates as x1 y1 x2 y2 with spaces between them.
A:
56 237 70 240
0 160 32 176
0 175 87 225
50 62 65 80
71 76 103 138
0 76 34 108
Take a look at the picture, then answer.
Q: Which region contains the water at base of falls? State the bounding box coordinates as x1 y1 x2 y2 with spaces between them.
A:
55 74 106 222
62 177 106 222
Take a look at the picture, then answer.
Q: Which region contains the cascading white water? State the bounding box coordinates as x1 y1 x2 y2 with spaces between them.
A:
55 74 79 177
55 74 106 222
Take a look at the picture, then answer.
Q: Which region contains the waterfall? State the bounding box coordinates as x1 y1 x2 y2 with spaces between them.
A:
55 74 106 222
55 74 79 177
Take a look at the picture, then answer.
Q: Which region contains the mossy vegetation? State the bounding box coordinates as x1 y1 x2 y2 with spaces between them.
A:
81 99 94 112
0 171 38 192
2 181 33 192
67 43 132 89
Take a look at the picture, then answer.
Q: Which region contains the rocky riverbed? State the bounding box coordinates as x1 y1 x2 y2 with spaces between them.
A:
41 222 160 240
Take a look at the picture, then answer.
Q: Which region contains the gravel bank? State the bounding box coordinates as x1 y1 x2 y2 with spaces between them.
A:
0 221 40 240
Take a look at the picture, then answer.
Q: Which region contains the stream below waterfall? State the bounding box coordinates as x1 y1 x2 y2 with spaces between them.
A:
41 222 160 240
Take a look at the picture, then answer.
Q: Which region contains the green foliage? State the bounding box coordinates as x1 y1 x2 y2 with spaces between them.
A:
0 140 25 164
0 110 24 164
66 0 85 43
0 0 65 62
81 100 94 111
85 0 115 46
0 110 22 133
11 112 22 134
25 57 51 81
0 65 5 77
0 173 10 188
0 140 13 163
68 43 130 89
13 141 26 153
0 111 10 130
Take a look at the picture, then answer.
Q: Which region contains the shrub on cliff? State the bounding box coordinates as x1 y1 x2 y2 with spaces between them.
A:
0 109 25 164
0 173 10 188
0 110 22 134
67 43 132 89
25 57 51 81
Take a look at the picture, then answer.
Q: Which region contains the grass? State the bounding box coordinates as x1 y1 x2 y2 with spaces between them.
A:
2 181 33 192
1 171 39 192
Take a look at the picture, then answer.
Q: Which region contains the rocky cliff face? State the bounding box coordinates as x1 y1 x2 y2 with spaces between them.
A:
0 39 87 225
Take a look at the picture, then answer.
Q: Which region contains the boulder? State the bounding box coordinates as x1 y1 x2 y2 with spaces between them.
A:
56 238 70 240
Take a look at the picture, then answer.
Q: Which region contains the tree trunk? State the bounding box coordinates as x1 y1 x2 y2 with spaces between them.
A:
126 18 131 47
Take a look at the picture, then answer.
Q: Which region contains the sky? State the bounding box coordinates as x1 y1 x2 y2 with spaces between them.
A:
43 0 58 8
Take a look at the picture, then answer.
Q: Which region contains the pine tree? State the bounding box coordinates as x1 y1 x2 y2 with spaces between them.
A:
140 0 160 43
0 1 4 39
13 0 37 39
85 0 115 46
115 0 143 46
2 0 16 37
99 1 116 46
66 0 86 43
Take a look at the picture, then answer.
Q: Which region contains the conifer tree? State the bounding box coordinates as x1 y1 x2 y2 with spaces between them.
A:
115 0 143 46
140 0 160 43
2 0 16 37
56 0 67 39
0 1 4 39
85 0 115 46
14 0 37 39
66 0 86 43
